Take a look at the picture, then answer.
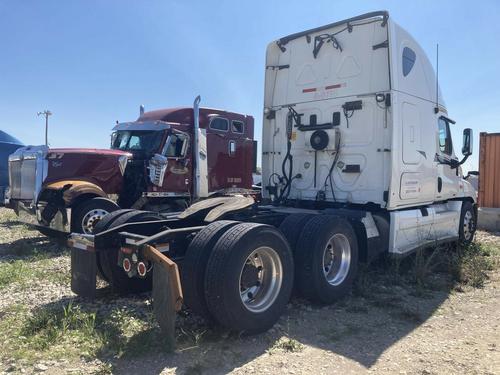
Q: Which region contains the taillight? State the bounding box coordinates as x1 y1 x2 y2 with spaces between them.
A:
137 262 147 277
122 258 131 273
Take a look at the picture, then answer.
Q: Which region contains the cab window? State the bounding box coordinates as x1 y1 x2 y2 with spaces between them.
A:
209 117 229 131
438 118 453 155
162 133 188 158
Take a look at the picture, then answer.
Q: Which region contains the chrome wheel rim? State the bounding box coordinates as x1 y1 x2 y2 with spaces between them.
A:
322 233 351 286
81 209 109 234
463 210 474 241
239 246 283 313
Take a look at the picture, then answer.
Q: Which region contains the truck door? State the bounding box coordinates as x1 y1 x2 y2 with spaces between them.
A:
159 130 192 195
435 117 460 200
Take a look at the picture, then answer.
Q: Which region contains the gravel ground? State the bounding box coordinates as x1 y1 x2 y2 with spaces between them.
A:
0 207 499 375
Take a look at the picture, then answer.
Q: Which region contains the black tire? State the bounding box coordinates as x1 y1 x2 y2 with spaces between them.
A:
71 197 120 234
205 223 294 334
100 210 162 294
93 209 135 281
93 209 135 234
181 220 239 321
278 213 315 255
295 215 359 304
459 201 476 245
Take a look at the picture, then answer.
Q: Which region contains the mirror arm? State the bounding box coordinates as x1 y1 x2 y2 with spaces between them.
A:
451 154 470 169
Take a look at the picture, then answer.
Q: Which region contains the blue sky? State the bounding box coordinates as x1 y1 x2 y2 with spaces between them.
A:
1 0 499 172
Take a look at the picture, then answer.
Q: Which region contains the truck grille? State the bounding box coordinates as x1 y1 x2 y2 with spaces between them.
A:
8 146 48 201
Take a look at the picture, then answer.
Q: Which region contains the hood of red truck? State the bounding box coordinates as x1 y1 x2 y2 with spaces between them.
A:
48 148 130 156
44 148 132 194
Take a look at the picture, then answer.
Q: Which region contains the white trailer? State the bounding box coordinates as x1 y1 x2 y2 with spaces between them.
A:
68 11 477 341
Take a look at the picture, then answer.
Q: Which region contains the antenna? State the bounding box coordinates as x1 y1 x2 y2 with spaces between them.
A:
434 43 439 114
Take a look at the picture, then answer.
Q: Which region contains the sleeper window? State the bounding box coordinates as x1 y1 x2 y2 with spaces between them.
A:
402 47 416 77
231 120 244 134
209 117 229 131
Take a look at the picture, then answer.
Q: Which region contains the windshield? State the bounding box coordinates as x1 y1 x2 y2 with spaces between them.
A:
111 130 163 153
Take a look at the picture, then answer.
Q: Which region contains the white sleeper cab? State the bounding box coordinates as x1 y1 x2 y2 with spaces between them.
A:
262 10 476 256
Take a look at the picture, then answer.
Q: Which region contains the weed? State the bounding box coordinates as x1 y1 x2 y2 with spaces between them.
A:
449 243 496 288
269 336 304 353
93 362 114 375
0 260 33 288
412 246 444 288
20 302 99 351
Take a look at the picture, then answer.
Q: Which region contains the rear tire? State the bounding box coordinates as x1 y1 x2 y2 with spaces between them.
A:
278 213 315 255
181 220 239 321
459 201 476 245
93 209 135 281
99 210 162 294
71 197 119 234
295 215 358 304
205 223 294 334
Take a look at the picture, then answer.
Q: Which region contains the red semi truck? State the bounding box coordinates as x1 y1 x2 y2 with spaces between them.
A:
5 97 256 235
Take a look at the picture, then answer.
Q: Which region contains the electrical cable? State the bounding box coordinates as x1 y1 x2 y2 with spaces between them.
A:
322 132 342 202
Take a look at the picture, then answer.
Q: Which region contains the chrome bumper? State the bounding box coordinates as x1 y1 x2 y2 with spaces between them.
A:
15 200 72 233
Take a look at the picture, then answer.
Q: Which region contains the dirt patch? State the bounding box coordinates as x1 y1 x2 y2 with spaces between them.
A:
0 207 499 374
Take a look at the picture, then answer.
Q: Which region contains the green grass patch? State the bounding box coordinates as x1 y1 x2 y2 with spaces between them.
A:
0 256 70 290
0 301 174 365
0 260 37 289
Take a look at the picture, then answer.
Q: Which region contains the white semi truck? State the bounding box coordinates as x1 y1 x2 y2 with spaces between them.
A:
69 11 476 342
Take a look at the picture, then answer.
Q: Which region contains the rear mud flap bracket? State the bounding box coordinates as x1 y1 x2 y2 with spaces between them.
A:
144 245 183 349
70 248 97 299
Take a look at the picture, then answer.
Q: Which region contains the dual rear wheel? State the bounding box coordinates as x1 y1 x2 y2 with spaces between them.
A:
181 214 358 333
182 222 294 333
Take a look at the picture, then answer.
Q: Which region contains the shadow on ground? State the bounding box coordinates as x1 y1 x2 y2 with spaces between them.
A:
25 249 456 374
3 219 483 374
106 253 454 374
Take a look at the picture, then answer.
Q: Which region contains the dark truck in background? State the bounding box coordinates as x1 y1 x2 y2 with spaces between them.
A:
0 130 23 204
5 97 256 235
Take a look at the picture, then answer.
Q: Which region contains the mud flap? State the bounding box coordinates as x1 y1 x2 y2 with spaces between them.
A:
70 248 97 299
144 245 183 350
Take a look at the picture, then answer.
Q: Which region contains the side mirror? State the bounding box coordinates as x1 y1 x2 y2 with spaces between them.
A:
462 128 473 156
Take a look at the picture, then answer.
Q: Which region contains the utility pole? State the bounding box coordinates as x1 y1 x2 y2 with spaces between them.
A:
37 110 52 146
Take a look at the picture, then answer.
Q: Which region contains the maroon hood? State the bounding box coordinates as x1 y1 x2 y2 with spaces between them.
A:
45 148 132 194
